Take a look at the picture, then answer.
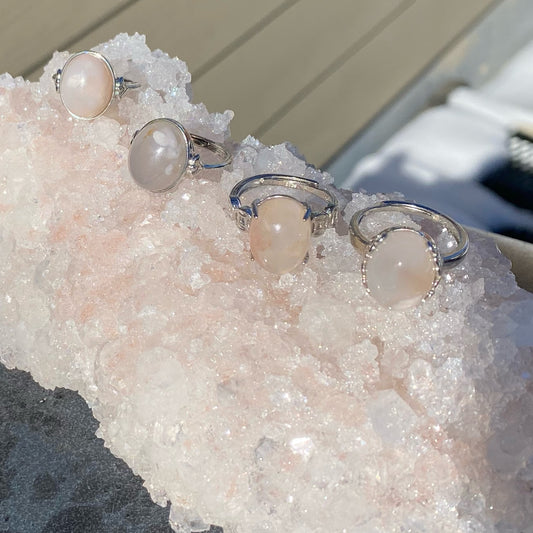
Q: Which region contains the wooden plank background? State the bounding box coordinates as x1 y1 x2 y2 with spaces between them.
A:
0 0 499 170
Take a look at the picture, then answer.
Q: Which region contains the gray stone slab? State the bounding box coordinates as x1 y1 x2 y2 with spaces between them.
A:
0 362 216 532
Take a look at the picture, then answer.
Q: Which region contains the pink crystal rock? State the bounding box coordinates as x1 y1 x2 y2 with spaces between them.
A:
0 34 532 533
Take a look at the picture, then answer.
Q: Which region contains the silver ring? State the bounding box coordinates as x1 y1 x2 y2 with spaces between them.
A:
53 50 140 119
229 174 338 274
349 201 469 309
128 118 232 193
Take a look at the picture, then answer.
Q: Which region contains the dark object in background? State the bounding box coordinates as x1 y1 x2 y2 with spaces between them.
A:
509 128 533 176
481 132 533 243
0 363 222 533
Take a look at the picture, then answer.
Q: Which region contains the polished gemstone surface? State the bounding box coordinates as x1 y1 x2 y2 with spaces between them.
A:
60 52 114 119
249 196 312 274
128 119 189 192
364 228 438 309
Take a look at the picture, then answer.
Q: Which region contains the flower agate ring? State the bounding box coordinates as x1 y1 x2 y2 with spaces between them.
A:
230 174 338 274
128 118 232 192
349 201 469 310
53 50 140 119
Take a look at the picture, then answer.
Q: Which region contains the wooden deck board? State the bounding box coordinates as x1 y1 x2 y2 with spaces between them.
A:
258 0 496 166
25 0 292 80
0 0 133 78
192 0 404 144
0 0 499 169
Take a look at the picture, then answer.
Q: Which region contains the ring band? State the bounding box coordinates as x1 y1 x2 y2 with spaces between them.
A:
350 201 469 309
128 118 232 192
230 174 338 274
53 50 140 119
189 133 233 170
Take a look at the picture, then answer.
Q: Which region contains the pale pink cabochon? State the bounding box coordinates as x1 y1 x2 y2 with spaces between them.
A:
249 196 312 274
60 52 114 119
364 229 438 309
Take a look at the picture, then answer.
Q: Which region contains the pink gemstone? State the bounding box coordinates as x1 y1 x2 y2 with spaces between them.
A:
363 228 439 309
59 52 114 119
249 196 312 274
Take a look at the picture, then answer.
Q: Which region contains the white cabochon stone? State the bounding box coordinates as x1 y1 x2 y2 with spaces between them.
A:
249 196 312 274
364 228 438 310
60 52 114 119
128 119 189 192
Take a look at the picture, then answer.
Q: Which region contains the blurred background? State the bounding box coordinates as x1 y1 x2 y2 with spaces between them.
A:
0 0 519 166
1 0 532 273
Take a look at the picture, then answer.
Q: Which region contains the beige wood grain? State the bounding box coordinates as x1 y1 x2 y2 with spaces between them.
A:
192 0 404 143
257 0 497 167
0 0 132 77
1 0 499 171
26 0 292 80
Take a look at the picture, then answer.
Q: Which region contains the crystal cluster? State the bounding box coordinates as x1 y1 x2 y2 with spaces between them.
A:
0 34 532 532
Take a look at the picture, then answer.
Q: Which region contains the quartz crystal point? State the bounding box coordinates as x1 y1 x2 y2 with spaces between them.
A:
0 34 532 533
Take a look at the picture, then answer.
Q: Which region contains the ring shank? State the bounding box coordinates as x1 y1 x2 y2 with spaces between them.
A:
229 174 338 234
191 134 232 169
230 174 336 207
115 77 141 97
350 201 469 266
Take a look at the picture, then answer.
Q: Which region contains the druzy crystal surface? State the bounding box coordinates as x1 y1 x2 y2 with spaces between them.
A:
0 34 532 532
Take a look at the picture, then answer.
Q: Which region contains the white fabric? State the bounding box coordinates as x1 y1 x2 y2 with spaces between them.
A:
345 40 533 234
